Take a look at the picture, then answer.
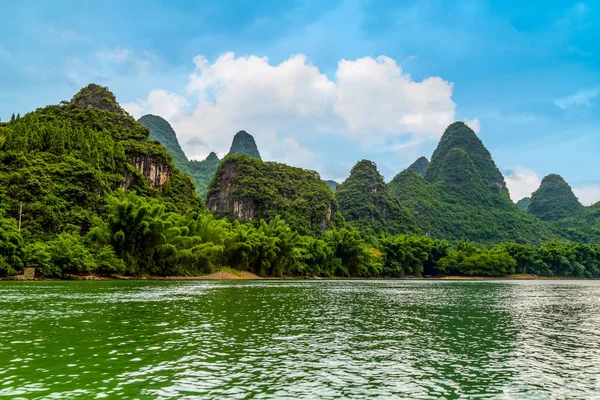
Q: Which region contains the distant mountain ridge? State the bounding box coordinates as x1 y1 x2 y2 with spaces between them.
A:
138 116 264 197
136 112 597 243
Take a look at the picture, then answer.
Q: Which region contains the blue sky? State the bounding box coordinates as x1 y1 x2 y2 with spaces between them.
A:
1 0 599 203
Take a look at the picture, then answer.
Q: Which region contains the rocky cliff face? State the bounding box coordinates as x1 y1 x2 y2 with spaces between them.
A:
71 83 128 115
205 160 255 220
206 155 340 234
122 154 172 190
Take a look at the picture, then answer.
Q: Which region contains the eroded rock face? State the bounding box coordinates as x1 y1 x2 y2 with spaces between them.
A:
206 156 336 232
122 155 172 190
206 161 255 220
71 83 127 115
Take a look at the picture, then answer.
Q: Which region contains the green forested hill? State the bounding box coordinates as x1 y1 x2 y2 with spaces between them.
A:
0 84 202 275
407 156 429 176
138 118 265 198
138 114 189 173
206 154 342 235
528 174 583 221
388 122 554 243
188 152 220 197
2 89 600 280
523 174 599 242
336 160 419 236
228 130 261 159
138 114 220 198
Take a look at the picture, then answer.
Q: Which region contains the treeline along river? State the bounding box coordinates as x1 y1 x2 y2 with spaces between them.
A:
1 280 599 398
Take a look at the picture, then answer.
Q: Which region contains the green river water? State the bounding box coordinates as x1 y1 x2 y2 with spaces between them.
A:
1 280 599 399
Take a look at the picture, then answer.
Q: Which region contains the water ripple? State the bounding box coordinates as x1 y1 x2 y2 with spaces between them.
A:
0 280 599 399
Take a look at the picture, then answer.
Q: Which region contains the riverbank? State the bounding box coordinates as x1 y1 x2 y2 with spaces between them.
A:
2 271 593 281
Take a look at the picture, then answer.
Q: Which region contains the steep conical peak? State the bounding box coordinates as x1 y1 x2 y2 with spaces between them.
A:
407 156 429 176
71 83 126 115
528 174 583 221
337 160 391 221
138 114 188 172
228 130 261 159
336 160 418 233
205 151 219 163
425 121 508 195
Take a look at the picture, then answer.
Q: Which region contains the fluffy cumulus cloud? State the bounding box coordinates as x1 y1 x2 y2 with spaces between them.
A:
503 167 541 202
124 90 188 120
574 185 600 206
463 118 481 134
125 52 466 170
334 56 456 140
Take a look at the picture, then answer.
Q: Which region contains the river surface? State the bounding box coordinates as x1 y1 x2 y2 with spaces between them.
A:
1 280 600 399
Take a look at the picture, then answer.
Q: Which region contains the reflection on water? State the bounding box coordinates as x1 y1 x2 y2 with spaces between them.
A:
0 280 599 398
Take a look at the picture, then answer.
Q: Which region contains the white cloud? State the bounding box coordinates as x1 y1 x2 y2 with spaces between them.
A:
464 118 481 133
334 56 456 142
128 52 470 167
574 184 600 206
554 89 598 109
504 167 541 202
123 89 188 120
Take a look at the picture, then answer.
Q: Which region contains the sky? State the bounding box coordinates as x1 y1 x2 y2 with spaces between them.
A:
1 0 599 204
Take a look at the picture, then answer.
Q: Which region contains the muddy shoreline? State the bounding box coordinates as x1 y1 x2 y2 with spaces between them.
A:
2 271 595 281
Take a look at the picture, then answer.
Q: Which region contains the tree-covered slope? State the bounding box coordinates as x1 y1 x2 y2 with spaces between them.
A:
0 84 201 239
388 122 553 243
426 123 505 184
407 156 429 176
138 114 221 198
336 160 419 236
188 152 220 198
138 114 189 173
528 174 583 221
228 130 261 159
206 154 342 235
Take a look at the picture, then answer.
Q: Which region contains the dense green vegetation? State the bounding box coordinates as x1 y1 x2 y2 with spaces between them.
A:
388 122 554 244
336 160 419 237
138 114 189 174
407 156 429 176
138 114 220 197
207 155 343 235
2 85 600 279
528 174 583 221
229 130 261 159
188 152 220 198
